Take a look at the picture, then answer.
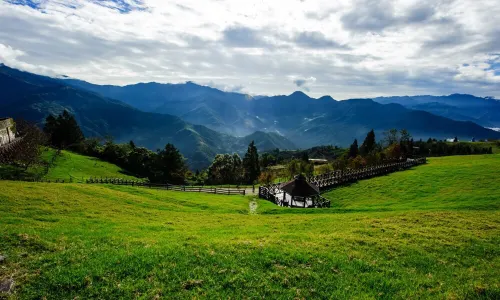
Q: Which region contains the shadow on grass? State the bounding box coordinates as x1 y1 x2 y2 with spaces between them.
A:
0 164 44 181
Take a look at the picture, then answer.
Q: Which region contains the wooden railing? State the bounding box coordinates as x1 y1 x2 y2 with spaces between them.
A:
308 157 427 191
259 158 427 207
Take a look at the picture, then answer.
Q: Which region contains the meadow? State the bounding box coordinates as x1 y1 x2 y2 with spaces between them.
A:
43 150 139 181
0 154 499 298
0 149 139 182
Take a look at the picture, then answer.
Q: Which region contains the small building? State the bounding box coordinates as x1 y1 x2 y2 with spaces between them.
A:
278 174 330 208
308 158 328 165
0 118 16 146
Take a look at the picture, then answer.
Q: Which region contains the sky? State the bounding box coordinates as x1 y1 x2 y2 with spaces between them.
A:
0 0 499 99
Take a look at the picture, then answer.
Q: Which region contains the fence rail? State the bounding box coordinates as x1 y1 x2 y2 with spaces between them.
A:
308 157 427 191
259 157 427 207
85 177 246 195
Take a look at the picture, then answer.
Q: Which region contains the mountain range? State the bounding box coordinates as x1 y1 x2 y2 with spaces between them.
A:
63 76 500 146
373 95 500 129
1 63 499 169
0 65 295 169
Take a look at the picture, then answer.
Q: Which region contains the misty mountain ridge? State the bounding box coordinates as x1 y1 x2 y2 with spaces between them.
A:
0 65 296 169
373 94 500 128
63 75 500 134
1 64 499 168
61 75 499 146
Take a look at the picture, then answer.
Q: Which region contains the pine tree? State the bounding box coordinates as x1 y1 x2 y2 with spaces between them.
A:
61 110 84 147
348 139 359 158
360 129 376 156
43 110 84 149
243 141 260 184
153 143 187 184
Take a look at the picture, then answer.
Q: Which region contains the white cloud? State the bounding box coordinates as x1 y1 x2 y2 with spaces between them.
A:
0 0 499 99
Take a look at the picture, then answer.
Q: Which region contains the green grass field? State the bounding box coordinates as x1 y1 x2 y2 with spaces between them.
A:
44 150 139 181
0 154 499 298
0 149 139 182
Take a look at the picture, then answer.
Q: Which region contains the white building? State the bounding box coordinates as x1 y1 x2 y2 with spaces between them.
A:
0 118 16 146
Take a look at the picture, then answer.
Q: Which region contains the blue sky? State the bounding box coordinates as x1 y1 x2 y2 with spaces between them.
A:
0 0 499 99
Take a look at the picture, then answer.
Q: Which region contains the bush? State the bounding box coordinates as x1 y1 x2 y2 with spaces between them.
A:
258 171 275 185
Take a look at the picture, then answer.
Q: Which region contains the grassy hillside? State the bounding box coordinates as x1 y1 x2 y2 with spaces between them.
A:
322 154 500 212
0 149 138 182
44 150 139 181
0 155 499 298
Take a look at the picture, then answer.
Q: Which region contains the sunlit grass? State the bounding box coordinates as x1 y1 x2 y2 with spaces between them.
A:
0 154 499 298
44 151 139 181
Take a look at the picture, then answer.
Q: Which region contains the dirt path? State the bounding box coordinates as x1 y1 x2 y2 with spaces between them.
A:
244 187 258 195
249 199 258 215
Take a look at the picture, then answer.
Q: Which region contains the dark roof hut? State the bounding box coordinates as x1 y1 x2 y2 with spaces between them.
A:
278 174 329 208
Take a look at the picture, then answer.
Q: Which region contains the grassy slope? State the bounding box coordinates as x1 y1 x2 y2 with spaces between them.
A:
0 155 499 298
322 154 500 212
44 150 139 181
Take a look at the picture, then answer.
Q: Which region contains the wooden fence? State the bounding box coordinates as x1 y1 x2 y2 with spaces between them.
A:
85 177 247 195
308 157 427 191
259 157 427 207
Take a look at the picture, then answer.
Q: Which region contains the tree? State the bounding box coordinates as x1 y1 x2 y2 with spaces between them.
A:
383 129 399 146
207 153 242 184
260 153 276 169
258 171 275 185
349 155 366 169
286 159 300 179
360 129 376 156
152 143 187 184
400 129 412 143
232 153 244 184
348 139 359 158
1 119 46 170
317 163 333 175
44 110 84 149
385 143 402 160
300 152 309 162
243 141 260 183
299 160 314 177
127 147 155 178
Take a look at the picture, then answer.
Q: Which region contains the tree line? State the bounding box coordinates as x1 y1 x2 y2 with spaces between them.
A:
2 111 496 185
258 128 495 184
43 111 263 185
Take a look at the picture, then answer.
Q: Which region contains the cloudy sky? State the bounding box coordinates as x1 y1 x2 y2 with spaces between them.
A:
0 0 499 99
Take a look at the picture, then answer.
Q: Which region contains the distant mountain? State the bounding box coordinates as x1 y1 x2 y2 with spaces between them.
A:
249 96 500 147
63 79 256 136
3 64 499 157
0 65 295 170
61 77 500 145
233 131 297 152
373 94 500 128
